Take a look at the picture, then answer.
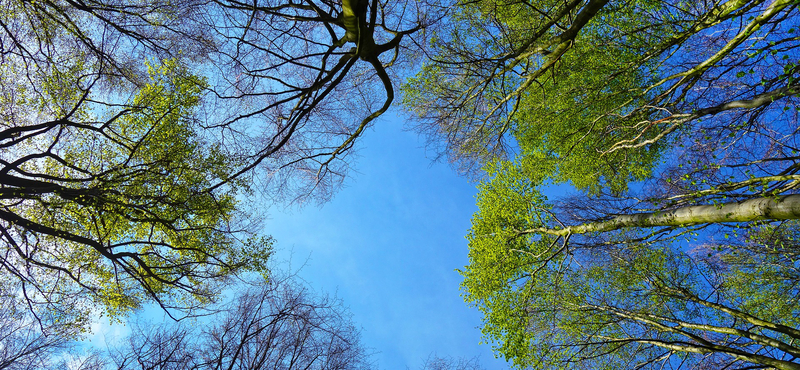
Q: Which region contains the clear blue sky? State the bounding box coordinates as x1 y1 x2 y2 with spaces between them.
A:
265 111 511 370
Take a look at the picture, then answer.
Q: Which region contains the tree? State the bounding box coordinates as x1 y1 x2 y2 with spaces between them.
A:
1 57 270 322
108 275 372 370
418 355 484 370
463 161 800 369
403 0 799 188
403 0 800 368
0 283 86 370
1 0 428 325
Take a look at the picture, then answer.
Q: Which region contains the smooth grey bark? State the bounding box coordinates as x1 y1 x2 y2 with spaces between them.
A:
521 194 800 236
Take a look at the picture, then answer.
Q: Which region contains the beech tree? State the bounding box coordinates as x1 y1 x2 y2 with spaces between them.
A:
1 57 269 323
1 0 428 325
403 0 800 368
463 160 800 369
404 0 799 188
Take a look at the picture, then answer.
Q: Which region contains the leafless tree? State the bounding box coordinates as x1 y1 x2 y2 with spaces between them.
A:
418 355 484 370
0 283 83 370
109 275 372 370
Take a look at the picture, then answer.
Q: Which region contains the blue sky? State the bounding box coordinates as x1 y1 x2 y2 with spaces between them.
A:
264 111 510 370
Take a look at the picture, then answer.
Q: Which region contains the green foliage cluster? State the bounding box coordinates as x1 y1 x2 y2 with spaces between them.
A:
2 59 271 322
462 160 550 368
57 60 246 315
511 44 660 193
466 162 800 368
403 0 672 190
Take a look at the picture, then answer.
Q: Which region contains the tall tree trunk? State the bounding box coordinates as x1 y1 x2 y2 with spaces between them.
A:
521 194 800 236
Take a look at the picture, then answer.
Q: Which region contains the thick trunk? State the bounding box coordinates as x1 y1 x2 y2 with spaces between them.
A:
522 194 800 236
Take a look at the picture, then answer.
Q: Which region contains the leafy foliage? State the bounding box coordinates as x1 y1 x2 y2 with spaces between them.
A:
463 162 800 369
407 0 800 367
1 59 272 321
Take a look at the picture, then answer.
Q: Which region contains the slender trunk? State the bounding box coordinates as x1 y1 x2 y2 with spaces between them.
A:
521 194 800 236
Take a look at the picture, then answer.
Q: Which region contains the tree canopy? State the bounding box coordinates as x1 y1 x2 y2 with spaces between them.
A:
403 0 800 368
5 0 800 368
404 0 799 189
0 0 428 326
